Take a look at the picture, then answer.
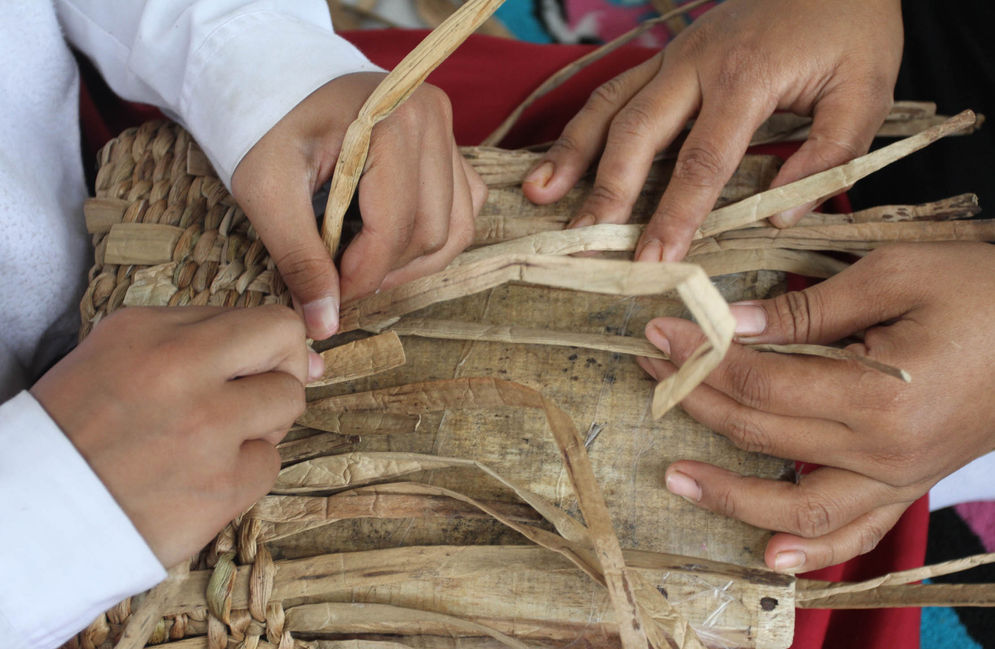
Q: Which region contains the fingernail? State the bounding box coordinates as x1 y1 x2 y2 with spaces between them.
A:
637 239 664 263
729 303 767 336
647 322 671 356
569 214 595 230
524 161 555 188
302 296 339 339
666 470 702 503
307 350 325 382
772 202 814 228
773 550 806 573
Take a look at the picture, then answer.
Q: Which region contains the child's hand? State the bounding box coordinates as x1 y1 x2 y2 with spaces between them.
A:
232 72 487 340
523 0 903 262
638 243 995 573
30 306 321 568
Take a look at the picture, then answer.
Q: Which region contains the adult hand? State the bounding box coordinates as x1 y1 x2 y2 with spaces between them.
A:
30 306 322 568
638 243 995 573
232 72 487 339
523 0 903 262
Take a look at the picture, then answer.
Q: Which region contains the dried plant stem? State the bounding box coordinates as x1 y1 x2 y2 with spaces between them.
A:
797 584 995 609
388 318 910 380
321 0 508 257
338 255 734 418
698 111 977 237
691 219 995 255
285 602 530 649
685 248 849 278
792 193 980 226
291 378 708 649
291 410 420 436
797 552 995 602
309 331 405 387
113 563 189 649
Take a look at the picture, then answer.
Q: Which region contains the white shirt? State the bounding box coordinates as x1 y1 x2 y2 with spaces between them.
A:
0 2 377 647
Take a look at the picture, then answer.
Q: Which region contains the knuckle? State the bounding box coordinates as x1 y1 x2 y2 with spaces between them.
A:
723 361 775 410
856 520 887 557
273 249 332 296
609 102 657 139
775 290 820 342
721 411 773 455
714 486 739 519
672 143 728 190
588 76 630 111
792 495 836 538
586 180 629 212
547 132 583 158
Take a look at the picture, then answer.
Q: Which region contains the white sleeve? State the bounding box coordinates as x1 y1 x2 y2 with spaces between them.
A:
56 0 382 185
0 391 166 649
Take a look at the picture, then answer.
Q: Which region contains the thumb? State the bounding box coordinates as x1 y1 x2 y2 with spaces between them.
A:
727 249 916 345
767 89 892 228
232 163 341 340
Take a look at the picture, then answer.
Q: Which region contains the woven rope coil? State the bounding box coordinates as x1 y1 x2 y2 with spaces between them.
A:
80 120 290 340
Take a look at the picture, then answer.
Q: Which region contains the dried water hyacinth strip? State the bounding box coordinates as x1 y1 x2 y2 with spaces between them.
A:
276 432 360 465
285 603 530 649
698 111 978 238
148 544 789 643
685 249 849 279
387 318 910 381
321 0 508 257
792 193 980 226
690 219 995 255
291 411 421 437
114 564 191 649
308 331 406 387
338 255 734 418
751 344 910 382
294 379 710 649
796 551 995 602
797 584 995 609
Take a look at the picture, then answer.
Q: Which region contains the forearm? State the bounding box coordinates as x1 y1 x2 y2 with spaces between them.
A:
57 0 381 184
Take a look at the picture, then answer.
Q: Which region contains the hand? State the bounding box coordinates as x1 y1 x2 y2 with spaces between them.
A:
637 243 995 573
232 72 487 340
523 0 903 262
30 306 322 568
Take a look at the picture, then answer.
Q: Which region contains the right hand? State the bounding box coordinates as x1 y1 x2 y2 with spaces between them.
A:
232 73 487 340
30 306 322 568
523 0 903 262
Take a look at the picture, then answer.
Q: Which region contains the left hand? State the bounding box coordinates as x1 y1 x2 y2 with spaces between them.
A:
638 242 995 573
232 72 486 340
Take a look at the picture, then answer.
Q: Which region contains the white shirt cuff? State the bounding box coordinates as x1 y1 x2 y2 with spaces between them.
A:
0 391 166 649
180 10 383 185
929 450 995 511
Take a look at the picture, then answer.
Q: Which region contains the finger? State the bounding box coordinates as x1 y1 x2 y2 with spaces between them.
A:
233 158 341 340
192 305 310 384
340 118 457 300
567 65 700 230
725 247 920 344
223 371 306 444
522 54 664 206
764 501 909 573
769 86 893 227
644 355 856 466
664 462 898 543
638 86 773 262
379 144 479 291
646 317 863 421
234 439 282 507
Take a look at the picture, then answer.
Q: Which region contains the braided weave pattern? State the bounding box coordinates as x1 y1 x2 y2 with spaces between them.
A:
79 120 290 340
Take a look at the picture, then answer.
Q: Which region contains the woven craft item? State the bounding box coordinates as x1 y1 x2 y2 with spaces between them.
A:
71 5 995 646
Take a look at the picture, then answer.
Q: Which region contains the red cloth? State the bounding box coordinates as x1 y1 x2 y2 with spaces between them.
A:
80 29 927 648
